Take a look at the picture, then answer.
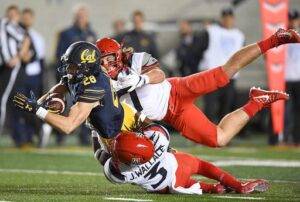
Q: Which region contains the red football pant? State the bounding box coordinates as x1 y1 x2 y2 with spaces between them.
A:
174 152 242 192
164 67 230 147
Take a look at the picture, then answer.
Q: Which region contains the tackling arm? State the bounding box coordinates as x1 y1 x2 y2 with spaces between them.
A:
142 67 165 84
118 53 166 92
140 53 165 84
91 130 111 166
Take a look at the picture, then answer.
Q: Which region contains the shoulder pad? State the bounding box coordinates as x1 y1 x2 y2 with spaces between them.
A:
77 75 105 103
141 52 158 67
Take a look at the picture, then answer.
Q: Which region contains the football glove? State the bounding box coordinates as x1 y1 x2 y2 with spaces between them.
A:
118 71 149 92
13 91 40 114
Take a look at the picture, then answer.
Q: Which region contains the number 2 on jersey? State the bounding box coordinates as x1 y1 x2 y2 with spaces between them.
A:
83 76 97 86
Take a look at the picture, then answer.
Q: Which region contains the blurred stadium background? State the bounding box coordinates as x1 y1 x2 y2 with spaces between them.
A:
0 0 299 201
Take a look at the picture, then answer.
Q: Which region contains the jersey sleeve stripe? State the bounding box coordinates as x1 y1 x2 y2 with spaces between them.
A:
141 62 159 74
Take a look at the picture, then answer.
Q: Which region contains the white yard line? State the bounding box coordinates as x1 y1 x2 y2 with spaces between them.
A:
103 197 153 202
0 168 298 184
214 159 300 167
0 168 103 176
213 196 265 200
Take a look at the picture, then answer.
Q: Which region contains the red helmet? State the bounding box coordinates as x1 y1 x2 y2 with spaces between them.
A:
113 131 154 165
96 37 123 79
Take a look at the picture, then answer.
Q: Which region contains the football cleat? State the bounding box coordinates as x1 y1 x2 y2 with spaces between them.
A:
239 179 269 194
249 87 289 108
274 28 300 47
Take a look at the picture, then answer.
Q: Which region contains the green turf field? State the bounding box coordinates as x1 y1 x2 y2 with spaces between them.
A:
0 135 299 201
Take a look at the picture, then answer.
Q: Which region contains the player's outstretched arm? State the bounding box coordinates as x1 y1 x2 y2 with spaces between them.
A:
117 52 165 92
118 67 165 92
13 91 98 135
43 101 98 134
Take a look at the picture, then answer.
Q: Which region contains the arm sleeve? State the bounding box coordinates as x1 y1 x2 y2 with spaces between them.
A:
141 52 159 73
103 158 126 184
77 88 105 103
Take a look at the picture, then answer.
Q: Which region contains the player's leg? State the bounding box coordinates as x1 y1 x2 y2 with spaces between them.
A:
197 157 270 194
195 157 243 193
174 152 242 193
175 152 269 194
174 29 299 100
169 87 289 147
223 29 300 78
168 103 219 147
217 87 289 146
176 66 230 99
173 152 225 194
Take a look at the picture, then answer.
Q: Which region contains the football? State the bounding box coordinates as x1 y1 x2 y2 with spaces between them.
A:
43 92 66 114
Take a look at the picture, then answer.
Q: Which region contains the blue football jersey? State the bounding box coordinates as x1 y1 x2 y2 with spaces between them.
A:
68 72 124 138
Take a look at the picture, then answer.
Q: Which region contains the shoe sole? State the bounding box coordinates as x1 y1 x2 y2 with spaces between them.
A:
254 181 269 193
250 87 289 100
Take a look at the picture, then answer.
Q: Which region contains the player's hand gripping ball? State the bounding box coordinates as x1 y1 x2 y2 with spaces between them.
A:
43 93 66 114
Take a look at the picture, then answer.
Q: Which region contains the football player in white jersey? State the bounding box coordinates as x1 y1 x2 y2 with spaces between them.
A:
92 124 269 195
96 29 298 148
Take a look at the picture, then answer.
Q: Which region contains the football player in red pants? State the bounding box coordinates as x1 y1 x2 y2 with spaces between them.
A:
97 28 297 148
95 124 269 194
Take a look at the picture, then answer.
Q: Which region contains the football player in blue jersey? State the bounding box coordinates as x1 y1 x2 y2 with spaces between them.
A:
13 41 147 142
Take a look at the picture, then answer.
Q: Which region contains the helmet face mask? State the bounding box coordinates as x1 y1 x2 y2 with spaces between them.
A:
96 38 124 79
100 53 122 79
58 59 86 84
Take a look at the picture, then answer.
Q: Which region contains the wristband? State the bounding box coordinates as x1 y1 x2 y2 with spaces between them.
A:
36 107 48 120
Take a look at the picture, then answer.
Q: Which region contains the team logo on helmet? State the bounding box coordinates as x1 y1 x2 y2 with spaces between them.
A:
80 49 96 63
131 157 141 165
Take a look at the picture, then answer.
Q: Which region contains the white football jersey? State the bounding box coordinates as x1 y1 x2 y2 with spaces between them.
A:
103 125 203 195
117 52 171 121
103 126 177 192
